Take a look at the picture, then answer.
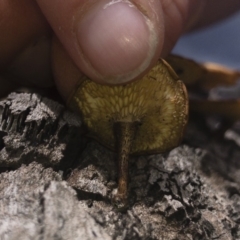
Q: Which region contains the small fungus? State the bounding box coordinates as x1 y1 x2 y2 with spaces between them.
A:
166 54 240 91
167 55 240 121
69 59 188 208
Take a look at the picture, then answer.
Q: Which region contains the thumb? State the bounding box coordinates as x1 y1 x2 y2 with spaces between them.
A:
36 0 164 85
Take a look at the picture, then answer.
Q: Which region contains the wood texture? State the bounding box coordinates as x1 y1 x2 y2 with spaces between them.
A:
0 92 240 240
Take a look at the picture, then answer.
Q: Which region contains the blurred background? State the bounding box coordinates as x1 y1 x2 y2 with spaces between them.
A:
173 11 240 71
173 11 240 142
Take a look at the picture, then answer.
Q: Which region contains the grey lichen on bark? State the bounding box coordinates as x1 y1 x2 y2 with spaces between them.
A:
0 92 240 240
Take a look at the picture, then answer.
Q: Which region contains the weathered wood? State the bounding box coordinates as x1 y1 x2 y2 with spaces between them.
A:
0 92 240 240
0 162 111 240
0 92 84 168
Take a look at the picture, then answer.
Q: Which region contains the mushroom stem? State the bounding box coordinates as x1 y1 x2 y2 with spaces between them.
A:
114 121 137 207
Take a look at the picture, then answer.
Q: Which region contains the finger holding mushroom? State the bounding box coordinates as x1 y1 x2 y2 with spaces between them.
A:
52 40 188 209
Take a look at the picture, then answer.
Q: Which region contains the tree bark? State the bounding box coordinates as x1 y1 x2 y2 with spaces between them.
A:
0 92 240 240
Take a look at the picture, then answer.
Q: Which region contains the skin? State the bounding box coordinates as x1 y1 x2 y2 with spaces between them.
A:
0 0 240 99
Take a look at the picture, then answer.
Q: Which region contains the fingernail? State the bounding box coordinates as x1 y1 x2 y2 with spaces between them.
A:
77 1 157 84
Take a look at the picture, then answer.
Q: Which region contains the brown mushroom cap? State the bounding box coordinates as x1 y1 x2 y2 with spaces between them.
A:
71 59 188 155
166 55 240 91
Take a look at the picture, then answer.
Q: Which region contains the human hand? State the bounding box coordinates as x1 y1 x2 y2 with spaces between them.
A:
1 0 240 99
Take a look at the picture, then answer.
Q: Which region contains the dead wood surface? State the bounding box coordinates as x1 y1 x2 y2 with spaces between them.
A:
0 92 240 240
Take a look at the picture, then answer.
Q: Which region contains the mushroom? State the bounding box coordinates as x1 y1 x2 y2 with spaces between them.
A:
166 54 240 91
167 54 240 122
69 59 188 208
